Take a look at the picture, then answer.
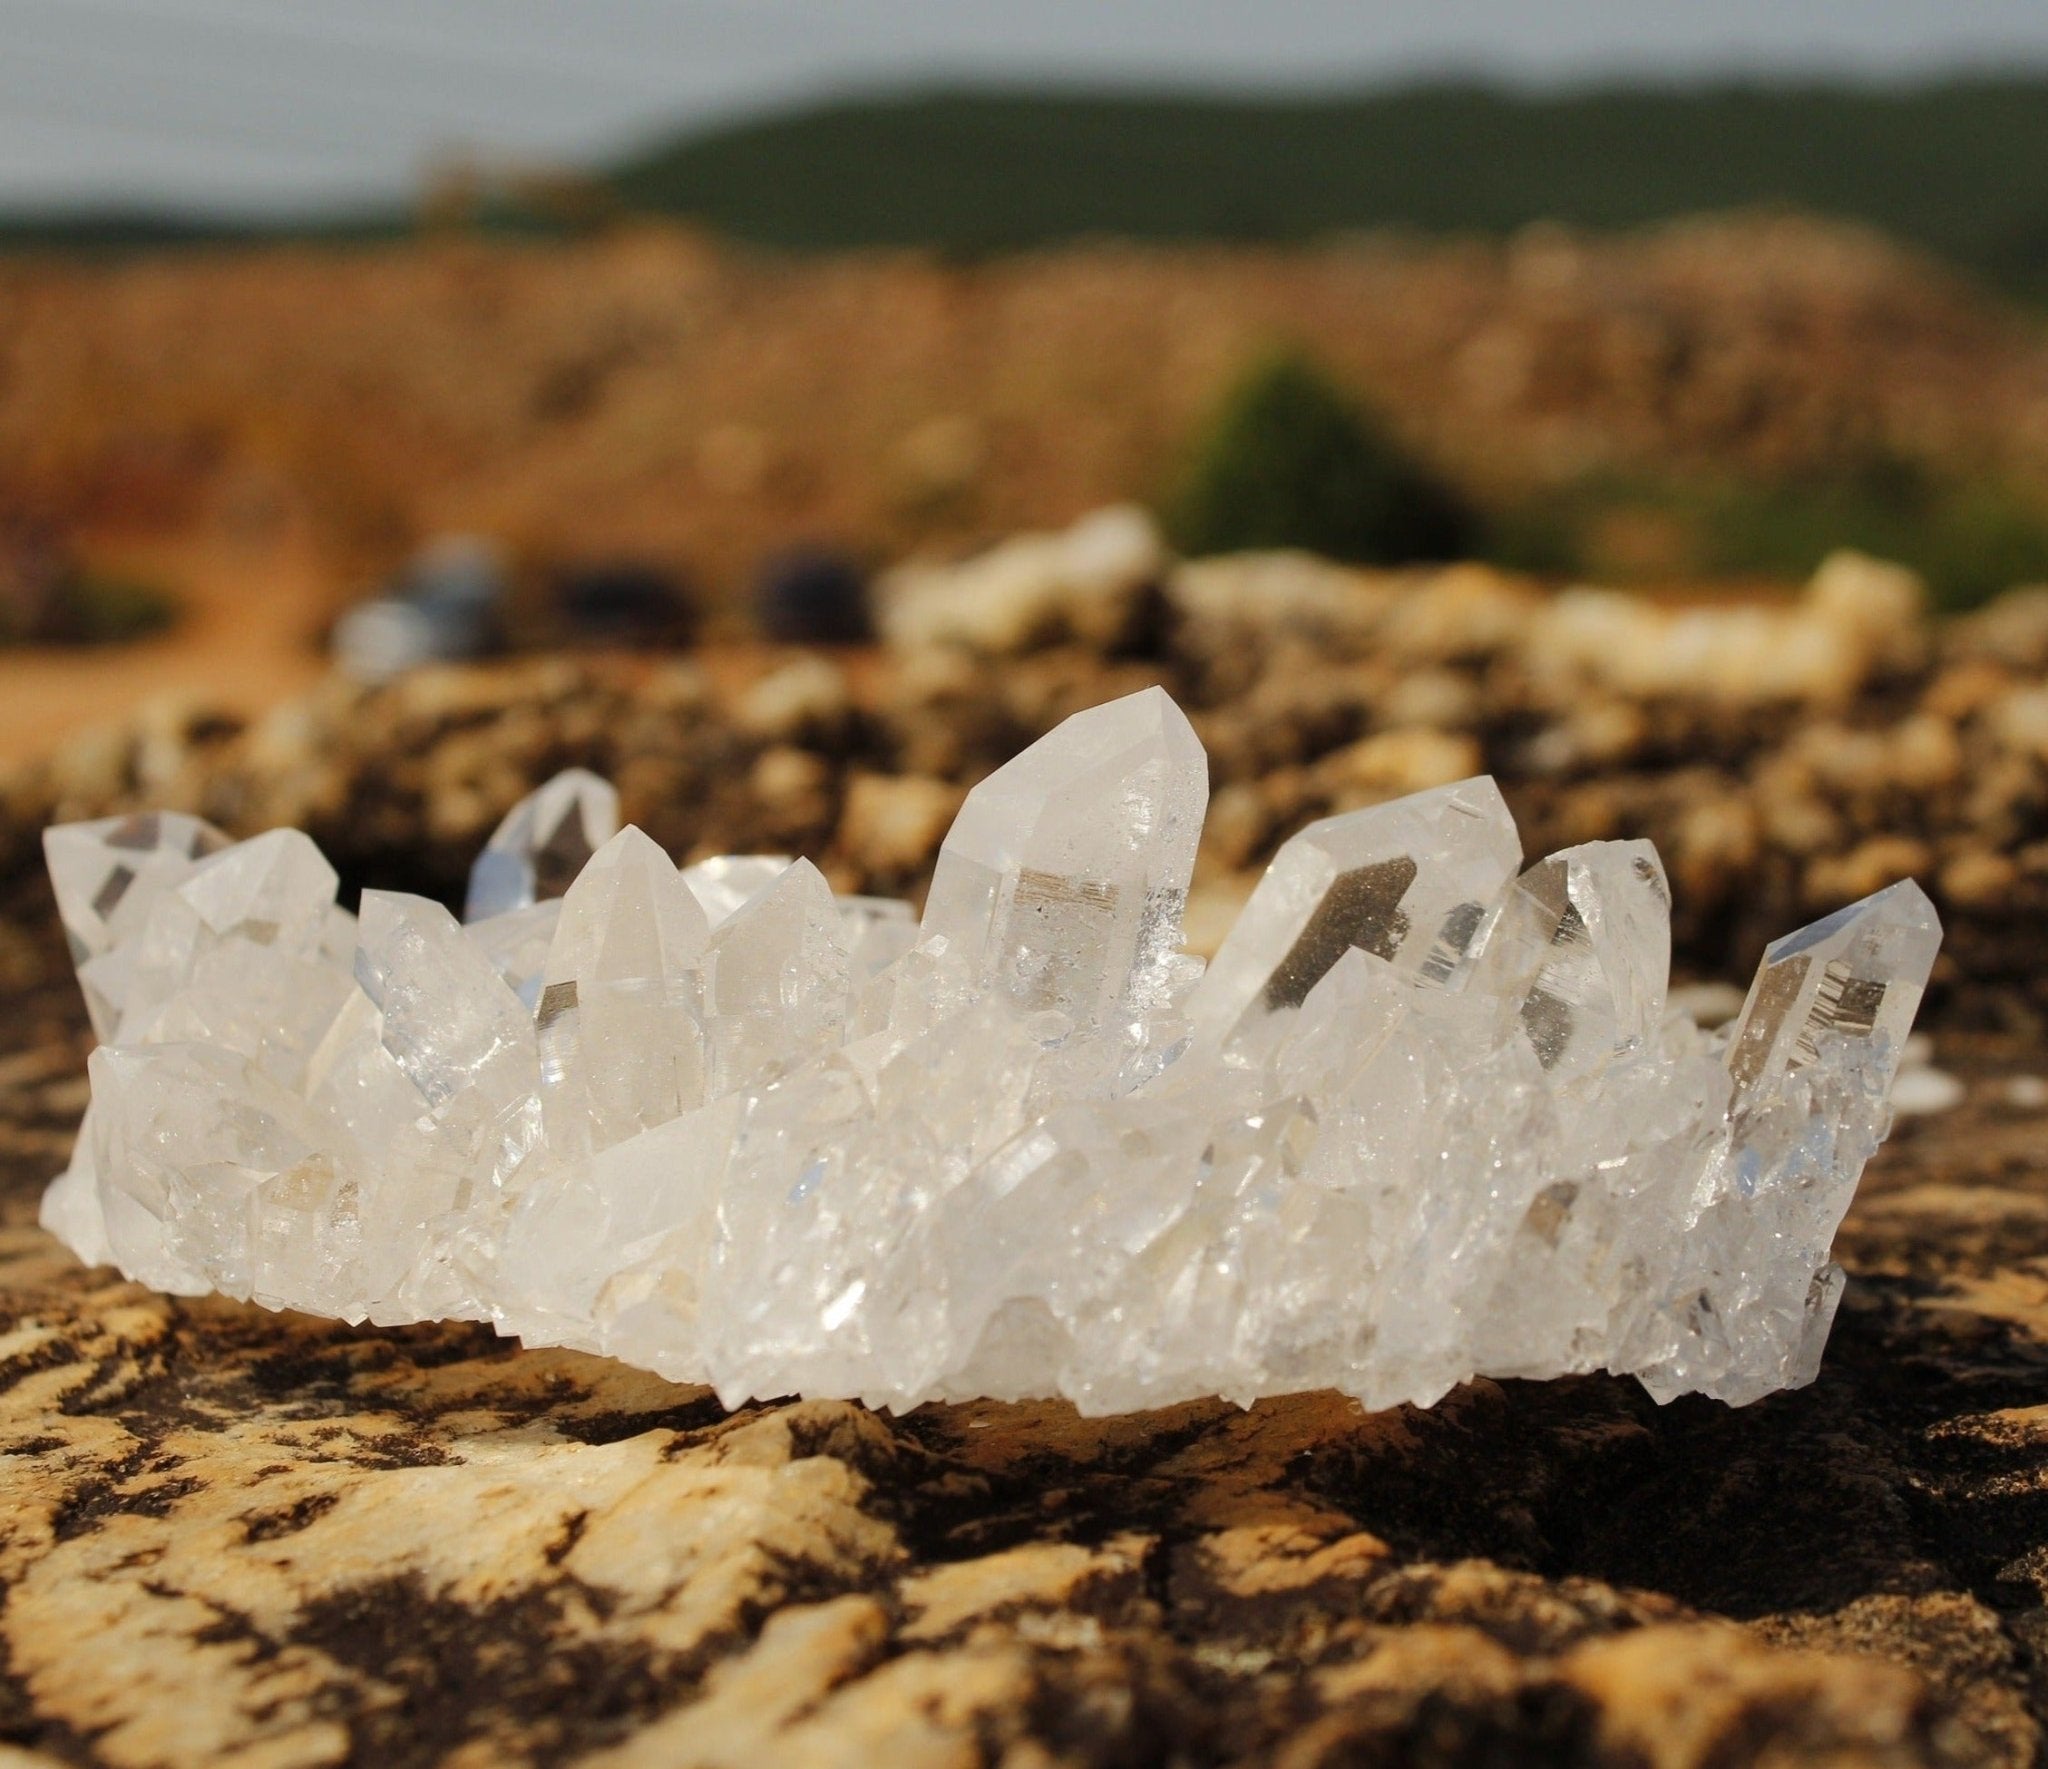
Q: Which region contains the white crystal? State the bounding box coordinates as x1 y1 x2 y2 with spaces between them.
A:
681 854 795 927
1189 777 1520 1049
464 769 619 922
41 689 1942 1415
1723 879 1940 1102
536 826 709 1157
922 685 1206 1029
44 810 232 1036
1467 839 1672 1080
464 898 561 1010
700 859 849 1095
837 894 918 980
44 810 231 962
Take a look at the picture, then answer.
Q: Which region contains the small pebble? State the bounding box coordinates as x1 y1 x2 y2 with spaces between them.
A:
2004 1075 2048 1110
1891 1067 1965 1116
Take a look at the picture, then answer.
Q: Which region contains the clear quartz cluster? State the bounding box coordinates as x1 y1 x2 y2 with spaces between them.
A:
40 689 1941 1413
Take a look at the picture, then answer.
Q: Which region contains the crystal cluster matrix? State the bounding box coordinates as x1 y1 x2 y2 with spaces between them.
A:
40 689 1940 1413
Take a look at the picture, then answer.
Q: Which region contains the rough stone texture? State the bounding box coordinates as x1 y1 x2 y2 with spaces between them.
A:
5 555 2048 1761
3 875 2047 1765
4 549 2047 1031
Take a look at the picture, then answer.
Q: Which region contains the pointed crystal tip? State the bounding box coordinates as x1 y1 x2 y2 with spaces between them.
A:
464 769 620 923
920 687 1208 1025
1727 877 1942 1096
1191 775 1521 1042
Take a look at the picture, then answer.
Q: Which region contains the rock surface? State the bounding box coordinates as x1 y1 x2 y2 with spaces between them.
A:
6 548 2048 1030
3 900 2047 1765
5 555 2048 1761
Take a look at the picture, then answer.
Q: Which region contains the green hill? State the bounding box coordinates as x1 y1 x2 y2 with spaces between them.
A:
611 79 2048 297
0 211 261 254
13 80 2048 296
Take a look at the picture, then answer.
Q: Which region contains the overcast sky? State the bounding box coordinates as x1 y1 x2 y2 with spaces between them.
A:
6 0 2048 215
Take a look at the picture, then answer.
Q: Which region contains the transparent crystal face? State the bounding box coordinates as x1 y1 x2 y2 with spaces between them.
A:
1189 777 1521 1051
922 686 1207 1031
681 854 797 928
1724 880 1940 1099
464 768 619 923
40 691 1942 1414
45 811 234 1036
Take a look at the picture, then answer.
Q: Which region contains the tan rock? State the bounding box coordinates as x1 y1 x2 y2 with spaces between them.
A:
1380 564 1539 663
1568 1623 1939 1769
1168 552 1397 662
1947 584 2048 672
1379 668 1482 732
749 745 831 807
1886 714 1965 792
838 773 963 882
1805 836 1936 910
1940 848 2019 910
1991 686 2048 762
734 656 852 744
1806 548 1928 675
1316 729 1485 810
878 506 1165 657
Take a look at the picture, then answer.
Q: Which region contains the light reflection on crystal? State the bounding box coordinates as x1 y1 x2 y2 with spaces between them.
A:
681 854 796 927
40 689 1942 1415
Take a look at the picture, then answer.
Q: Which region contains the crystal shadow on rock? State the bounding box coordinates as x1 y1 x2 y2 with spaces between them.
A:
37 687 1941 1415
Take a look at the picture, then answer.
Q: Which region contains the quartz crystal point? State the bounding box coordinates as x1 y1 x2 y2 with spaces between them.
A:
1190 777 1520 1048
700 859 849 1094
1724 880 1941 1102
40 690 1943 1415
464 899 561 1011
304 891 545 1323
1624 879 1943 1407
46 825 353 1296
1468 839 1672 1080
921 685 1206 1029
44 809 232 964
45 810 232 1037
464 769 619 923
536 826 710 1157
837 895 918 980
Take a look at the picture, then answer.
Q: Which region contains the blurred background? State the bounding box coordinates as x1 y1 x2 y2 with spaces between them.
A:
4 0 2048 759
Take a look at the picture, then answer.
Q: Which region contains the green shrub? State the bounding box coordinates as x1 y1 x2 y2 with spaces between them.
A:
1690 466 2048 613
42 571 178 645
1168 351 1475 565
1487 460 2048 612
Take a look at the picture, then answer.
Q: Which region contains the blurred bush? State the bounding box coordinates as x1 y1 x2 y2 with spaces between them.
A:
57 571 179 643
1492 454 2048 612
0 547 177 646
1167 351 1474 566
1701 469 2048 614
